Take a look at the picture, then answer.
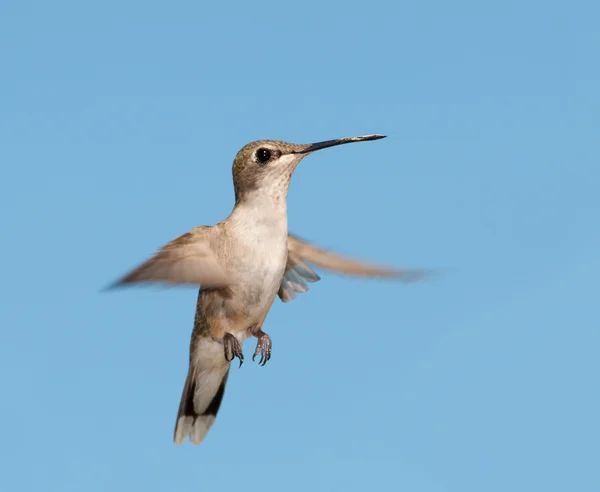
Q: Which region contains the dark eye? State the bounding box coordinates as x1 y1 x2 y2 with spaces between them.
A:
256 148 272 164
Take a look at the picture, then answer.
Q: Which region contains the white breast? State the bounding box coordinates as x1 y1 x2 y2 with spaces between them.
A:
226 200 289 316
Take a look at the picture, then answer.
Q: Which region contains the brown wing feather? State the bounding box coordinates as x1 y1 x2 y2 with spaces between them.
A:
278 233 426 302
108 227 231 289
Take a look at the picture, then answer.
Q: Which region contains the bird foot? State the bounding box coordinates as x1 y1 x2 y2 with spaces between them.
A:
252 331 272 366
223 333 244 368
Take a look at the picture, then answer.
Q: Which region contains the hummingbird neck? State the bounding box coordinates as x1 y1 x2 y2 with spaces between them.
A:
227 193 289 240
231 164 294 228
231 191 288 217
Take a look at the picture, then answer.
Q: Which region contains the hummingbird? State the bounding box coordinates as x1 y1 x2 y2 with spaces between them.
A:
110 134 425 445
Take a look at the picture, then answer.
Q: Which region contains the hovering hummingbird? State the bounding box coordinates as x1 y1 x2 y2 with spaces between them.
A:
110 134 425 445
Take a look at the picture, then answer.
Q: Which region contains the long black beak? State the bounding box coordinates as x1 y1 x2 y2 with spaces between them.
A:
292 134 386 154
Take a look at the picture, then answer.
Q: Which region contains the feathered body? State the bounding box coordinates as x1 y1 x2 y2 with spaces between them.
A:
111 135 426 445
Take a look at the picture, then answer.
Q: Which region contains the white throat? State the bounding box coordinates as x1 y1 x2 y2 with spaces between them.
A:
227 194 288 242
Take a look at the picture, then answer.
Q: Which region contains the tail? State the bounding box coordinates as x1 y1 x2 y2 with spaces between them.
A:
173 363 230 445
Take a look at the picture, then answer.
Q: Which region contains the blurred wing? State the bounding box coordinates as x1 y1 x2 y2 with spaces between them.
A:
278 233 426 302
108 228 230 289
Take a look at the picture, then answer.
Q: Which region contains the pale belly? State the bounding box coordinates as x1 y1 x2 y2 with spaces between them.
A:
198 234 288 344
236 258 285 321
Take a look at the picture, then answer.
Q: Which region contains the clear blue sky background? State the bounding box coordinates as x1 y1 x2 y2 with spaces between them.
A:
1 1 598 491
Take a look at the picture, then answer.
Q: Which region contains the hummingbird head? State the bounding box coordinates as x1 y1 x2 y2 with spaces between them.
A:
231 134 386 204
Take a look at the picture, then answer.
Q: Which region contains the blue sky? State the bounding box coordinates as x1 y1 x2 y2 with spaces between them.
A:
1 1 599 491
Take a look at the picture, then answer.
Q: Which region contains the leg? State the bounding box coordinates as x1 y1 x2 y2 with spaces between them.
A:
252 329 272 366
223 333 244 368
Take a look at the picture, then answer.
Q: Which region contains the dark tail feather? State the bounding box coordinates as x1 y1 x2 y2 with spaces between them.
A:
173 366 230 445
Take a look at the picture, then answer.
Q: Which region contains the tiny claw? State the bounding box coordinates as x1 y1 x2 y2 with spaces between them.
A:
223 332 244 368
252 330 272 367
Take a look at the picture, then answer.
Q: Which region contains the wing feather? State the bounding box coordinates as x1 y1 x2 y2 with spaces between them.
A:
108 227 230 289
278 233 426 302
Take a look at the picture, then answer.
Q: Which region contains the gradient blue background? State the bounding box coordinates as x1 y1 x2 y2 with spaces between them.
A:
1 1 598 491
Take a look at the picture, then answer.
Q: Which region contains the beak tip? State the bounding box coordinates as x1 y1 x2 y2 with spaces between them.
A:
355 134 386 142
